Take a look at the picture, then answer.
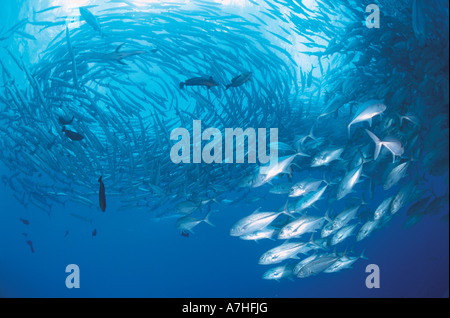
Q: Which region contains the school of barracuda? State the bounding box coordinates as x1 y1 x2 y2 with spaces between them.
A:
0 0 448 281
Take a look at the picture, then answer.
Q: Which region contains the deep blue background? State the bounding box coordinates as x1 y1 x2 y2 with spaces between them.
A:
0 164 448 297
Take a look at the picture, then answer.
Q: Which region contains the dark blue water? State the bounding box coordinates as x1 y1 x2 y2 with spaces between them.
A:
0 0 448 298
0 166 447 297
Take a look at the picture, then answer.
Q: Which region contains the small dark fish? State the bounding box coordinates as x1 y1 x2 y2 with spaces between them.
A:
58 115 74 125
406 196 432 216
62 126 84 141
26 240 34 253
102 44 147 65
98 176 106 212
403 214 424 229
70 213 92 224
20 217 30 225
181 230 189 238
226 72 252 90
179 76 218 89
92 228 97 237
64 230 69 238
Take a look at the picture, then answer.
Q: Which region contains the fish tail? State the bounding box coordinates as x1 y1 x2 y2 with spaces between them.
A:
179 82 185 89
360 248 369 260
308 125 317 141
324 209 332 223
203 212 215 227
281 201 295 218
308 232 321 249
225 84 231 90
365 129 382 160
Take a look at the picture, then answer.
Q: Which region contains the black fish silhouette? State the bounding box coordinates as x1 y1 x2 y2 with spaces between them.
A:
226 72 252 90
58 115 74 125
102 43 147 65
62 126 84 141
179 76 218 89
98 176 106 212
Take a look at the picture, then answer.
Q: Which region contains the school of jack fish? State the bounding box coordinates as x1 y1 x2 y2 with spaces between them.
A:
0 0 448 281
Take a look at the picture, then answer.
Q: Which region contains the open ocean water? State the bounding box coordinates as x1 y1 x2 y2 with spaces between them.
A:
0 0 448 299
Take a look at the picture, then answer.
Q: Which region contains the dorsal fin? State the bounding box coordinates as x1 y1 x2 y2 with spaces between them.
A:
231 74 241 82
116 43 124 52
251 207 262 214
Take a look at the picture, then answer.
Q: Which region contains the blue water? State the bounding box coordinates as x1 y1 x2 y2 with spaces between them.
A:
0 0 448 298
0 171 448 297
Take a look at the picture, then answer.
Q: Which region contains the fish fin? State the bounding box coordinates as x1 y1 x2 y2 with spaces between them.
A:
324 210 332 223
179 82 185 89
308 125 317 141
62 126 66 132
359 173 370 182
115 43 124 52
225 84 231 90
231 75 240 82
296 151 310 157
207 86 211 90
281 201 295 218
251 207 262 214
368 118 372 127
98 176 102 183
308 232 320 248
287 276 295 282
212 198 221 204
360 248 369 260
365 129 382 160
322 179 337 187
203 212 215 227
118 59 127 65
398 114 404 126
